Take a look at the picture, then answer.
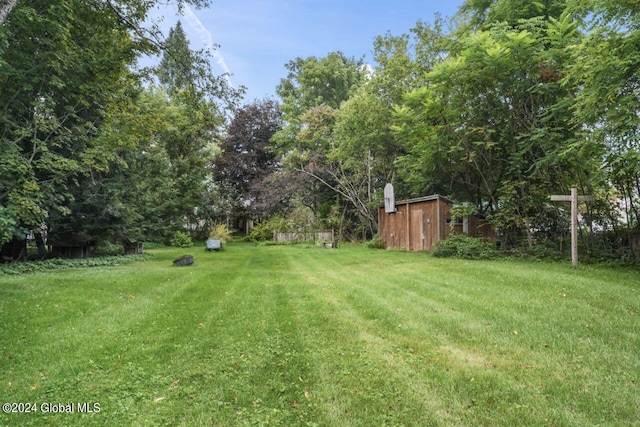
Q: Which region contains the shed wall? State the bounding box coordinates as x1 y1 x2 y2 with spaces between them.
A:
378 197 494 251
378 198 449 251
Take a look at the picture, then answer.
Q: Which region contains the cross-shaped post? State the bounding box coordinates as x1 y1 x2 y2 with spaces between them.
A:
549 187 595 268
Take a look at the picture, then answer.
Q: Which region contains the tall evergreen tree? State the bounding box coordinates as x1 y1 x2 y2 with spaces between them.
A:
158 21 197 97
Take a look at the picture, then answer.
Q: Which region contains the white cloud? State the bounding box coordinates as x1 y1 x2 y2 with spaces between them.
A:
182 4 234 87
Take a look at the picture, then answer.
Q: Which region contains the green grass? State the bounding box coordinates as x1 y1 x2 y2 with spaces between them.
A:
1 243 639 426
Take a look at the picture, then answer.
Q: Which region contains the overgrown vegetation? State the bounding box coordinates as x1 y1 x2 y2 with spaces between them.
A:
208 223 233 243
92 242 126 257
248 207 324 242
365 234 386 249
0 254 151 275
432 234 502 260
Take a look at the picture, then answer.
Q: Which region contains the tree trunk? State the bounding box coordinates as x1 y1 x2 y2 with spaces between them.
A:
0 0 18 26
34 233 48 259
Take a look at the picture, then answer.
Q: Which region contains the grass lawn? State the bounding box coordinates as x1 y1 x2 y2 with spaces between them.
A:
1 243 639 426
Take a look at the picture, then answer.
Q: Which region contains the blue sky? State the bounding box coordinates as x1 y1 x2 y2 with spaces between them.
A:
150 1 465 103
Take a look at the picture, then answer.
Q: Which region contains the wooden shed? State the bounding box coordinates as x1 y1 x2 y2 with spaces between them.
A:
48 240 92 259
378 194 494 251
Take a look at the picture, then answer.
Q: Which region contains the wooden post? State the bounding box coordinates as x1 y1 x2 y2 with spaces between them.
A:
550 188 595 268
462 202 469 235
437 198 442 241
571 187 578 268
405 203 411 250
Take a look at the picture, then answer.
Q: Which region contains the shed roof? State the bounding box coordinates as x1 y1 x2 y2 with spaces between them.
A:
379 194 454 208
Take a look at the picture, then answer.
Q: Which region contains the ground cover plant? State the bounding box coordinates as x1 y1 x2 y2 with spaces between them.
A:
0 254 152 276
0 244 639 426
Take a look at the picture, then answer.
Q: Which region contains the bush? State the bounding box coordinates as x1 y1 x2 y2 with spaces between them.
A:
504 239 566 261
209 223 233 243
93 242 124 256
0 254 152 275
248 223 270 242
248 216 289 242
432 234 500 260
170 231 193 248
366 234 386 249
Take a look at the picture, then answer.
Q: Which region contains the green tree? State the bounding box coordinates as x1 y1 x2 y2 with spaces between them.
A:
271 52 367 237
154 21 240 235
331 17 450 211
272 23 450 237
0 0 238 258
329 88 398 236
273 52 364 152
0 0 146 251
393 17 586 247
158 21 198 97
458 0 568 30
567 0 640 256
45 86 176 248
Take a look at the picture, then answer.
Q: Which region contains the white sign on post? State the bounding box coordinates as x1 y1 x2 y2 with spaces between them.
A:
384 183 397 213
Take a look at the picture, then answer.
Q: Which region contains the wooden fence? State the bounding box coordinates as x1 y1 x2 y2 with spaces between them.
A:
273 231 334 243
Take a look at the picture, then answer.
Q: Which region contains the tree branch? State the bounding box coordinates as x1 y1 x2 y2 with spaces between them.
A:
105 0 166 52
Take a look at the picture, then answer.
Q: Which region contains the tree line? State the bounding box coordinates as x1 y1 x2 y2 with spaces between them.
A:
228 0 639 261
1 0 639 262
0 0 241 259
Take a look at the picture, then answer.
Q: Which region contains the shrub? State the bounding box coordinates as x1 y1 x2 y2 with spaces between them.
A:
366 234 386 249
248 222 271 242
209 223 233 243
170 231 193 248
432 234 500 260
248 216 289 241
0 254 152 275
505 238 566 261
93 242 124 256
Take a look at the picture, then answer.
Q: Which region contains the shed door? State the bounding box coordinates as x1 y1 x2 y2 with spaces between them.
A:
410 209 425 251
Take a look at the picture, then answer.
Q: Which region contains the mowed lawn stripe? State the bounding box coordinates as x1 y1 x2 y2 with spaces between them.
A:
280 248 463 426
1 243 639 426
273 246 640 425
1 251 249 425
286 249 538 425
